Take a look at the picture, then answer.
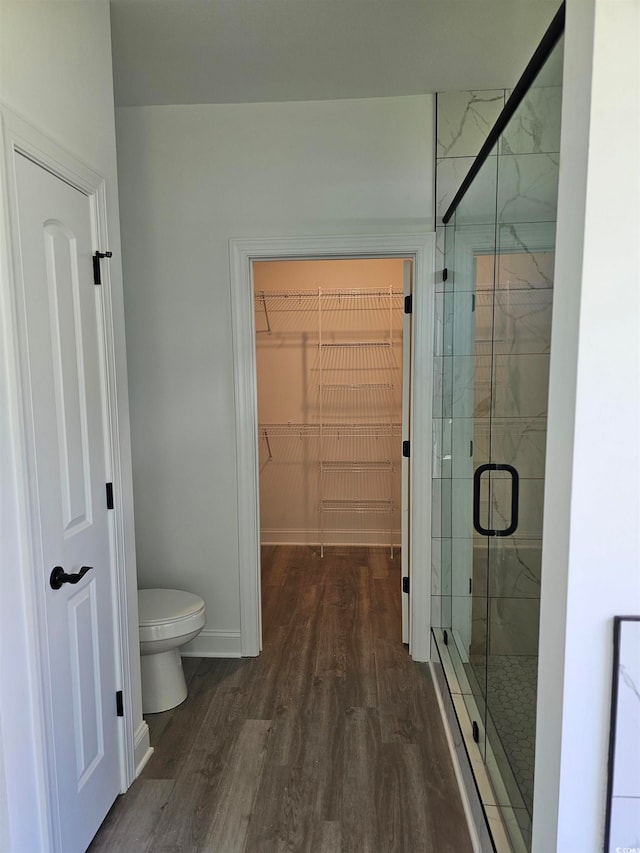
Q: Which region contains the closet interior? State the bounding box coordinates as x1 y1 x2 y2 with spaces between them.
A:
254 259 405 556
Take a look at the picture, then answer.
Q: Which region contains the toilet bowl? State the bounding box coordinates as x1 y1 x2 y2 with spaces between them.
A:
138 589 206 713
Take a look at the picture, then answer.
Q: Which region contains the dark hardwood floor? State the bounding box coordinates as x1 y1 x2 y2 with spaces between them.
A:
90 546 472 852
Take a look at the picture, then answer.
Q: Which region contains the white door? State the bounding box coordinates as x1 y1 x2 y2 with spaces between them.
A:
14 152 121 852
401 259 413 644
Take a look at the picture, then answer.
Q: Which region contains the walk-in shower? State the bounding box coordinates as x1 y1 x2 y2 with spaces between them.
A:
430 6 564 850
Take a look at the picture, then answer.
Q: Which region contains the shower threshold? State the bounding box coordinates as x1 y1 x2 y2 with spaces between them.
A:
431 628 533 853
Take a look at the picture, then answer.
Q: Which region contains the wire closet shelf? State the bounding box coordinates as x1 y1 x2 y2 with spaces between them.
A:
256 285 403 557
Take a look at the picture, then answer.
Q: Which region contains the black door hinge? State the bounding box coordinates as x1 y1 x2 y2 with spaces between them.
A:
402 440 410 458
106 482 114 510
442 267 448 282
402 576 410 594
116 690 124 717
443 629 448 645
471 293 476 312
469 578 472 594
93 251 112 285
404 293 413 314
472 720 480 743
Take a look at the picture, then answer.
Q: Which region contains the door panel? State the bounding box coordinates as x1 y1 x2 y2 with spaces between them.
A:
44 219 93 534
15 152 120 853
68 580 104 789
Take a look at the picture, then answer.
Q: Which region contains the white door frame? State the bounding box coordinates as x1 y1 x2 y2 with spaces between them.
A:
229 233 434 661
0 106 135 850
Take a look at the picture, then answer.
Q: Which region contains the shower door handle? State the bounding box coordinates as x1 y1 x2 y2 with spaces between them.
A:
473 463 519 537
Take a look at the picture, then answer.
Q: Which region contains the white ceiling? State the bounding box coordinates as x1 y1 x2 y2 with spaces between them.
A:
109 0 561 108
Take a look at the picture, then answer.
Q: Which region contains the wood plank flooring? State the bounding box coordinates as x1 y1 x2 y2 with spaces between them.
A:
89 546 472 852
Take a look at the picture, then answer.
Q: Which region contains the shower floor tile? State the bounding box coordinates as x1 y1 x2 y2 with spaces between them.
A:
470 653 538 814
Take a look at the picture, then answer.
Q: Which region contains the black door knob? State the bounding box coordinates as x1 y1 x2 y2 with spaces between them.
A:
50 565 93 590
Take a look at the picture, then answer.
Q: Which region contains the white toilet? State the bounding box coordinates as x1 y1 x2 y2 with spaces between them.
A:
138 588 206 714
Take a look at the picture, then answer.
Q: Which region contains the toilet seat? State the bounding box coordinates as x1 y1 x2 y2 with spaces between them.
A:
138 589 206 643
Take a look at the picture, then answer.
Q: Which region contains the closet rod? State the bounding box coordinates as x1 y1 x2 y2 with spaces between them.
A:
259 422 402 437
318 341 393 349
320 461 394 472
254 288 403 300
319 383 395 390
321 499 393 512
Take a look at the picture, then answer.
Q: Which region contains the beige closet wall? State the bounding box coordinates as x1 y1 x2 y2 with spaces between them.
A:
254 259 404 547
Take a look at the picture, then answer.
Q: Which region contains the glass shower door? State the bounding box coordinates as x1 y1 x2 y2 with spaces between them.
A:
432 25 563 853
458 239 554 851
483 238 555 846
445 153 556 852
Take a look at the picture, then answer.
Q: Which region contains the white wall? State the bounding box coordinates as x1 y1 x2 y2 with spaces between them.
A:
115 96 433 655
534 1 640 851
0 4 142 850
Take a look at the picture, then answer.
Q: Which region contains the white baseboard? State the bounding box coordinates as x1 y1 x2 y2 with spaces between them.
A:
134 721 153 777
261 527 401 547
181 628 242 658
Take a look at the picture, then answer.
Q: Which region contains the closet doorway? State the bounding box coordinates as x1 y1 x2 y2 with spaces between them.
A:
254 258 410 639
229 233 434 661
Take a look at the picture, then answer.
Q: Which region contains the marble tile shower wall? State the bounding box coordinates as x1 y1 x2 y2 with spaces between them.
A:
432 87 561 659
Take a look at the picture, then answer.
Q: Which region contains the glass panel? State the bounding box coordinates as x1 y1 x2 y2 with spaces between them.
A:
431 30 563 853
451 146 499 761
483 37 563 851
